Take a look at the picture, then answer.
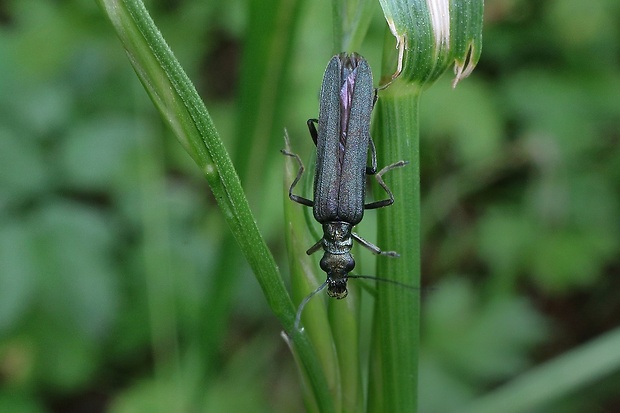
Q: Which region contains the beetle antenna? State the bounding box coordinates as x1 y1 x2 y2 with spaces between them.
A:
295 281 328 331
347 274 419 290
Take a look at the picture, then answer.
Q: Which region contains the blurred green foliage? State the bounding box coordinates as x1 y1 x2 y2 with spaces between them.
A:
0 0 619 412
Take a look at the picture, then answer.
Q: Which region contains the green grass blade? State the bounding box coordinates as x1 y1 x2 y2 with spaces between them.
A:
368 83 422 413
283 140 340 411
365 2 483 410
97 1 335 410
97 0 290 326
457 327 620 413
328 284 363 413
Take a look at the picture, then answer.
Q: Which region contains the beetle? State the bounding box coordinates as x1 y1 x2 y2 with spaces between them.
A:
282 52 407 305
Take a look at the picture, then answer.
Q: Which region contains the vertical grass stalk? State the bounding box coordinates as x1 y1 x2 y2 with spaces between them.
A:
369 83 422 412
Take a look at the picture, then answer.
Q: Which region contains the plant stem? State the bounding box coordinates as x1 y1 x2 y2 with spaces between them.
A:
369 82 421 412
98 1 335 410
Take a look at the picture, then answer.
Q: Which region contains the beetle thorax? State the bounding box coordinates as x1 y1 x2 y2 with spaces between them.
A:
320 222 355 299
321 222 353 254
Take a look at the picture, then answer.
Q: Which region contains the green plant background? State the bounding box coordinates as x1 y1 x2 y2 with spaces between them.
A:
1 0 619 412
